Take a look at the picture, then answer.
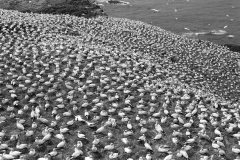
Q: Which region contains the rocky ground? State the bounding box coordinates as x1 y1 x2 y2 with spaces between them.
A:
0 0 106 18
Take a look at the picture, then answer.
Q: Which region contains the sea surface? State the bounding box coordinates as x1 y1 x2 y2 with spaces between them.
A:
99 0 240 46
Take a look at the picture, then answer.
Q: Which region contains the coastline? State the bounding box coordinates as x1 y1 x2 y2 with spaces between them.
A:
98 0 240 53
0 0 239 53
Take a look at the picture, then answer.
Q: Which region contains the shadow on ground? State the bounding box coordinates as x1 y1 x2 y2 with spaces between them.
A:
224 44 240 53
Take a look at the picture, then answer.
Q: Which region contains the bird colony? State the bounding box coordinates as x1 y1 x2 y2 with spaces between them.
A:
0 9 240 160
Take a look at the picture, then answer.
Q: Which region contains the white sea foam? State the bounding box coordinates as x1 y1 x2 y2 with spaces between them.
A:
210 30 227 35
182 29 227 38
96 0 109 3
227 35 235 38
119 1 130 5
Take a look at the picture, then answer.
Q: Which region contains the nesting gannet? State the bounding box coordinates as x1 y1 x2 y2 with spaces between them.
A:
232 146 240 153
2 150 15 160
71 147 83 158
16 118 24 130
57 139 66 148
48 148 58 157
9 148 21 157
163 154 173 160
109 152 119 159
157 145 170 153
104 143 115 150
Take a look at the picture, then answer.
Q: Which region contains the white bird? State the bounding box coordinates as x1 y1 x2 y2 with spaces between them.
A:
172 137 179 144
164 154 173 160
151 9 160 12
71 147 83 158
186 137 196 144
186 129 191 136
92 135 100 145
42 133 51 142
127 121 133 130
2 150 15 160
0 143 8 150
212 141 220 149
154 133 163 140
155 122 163 133
232 146 240 153
75 115 86 122
57 140 66 148
48 148 58 157
37 155 50 160
157 145 169 153
104 143 114 150
29 149 36 156
84 154 94 160
96 125 105 133
199 147 208 154
233 132 240 139
60 127 69 134
223 25 228 29
121 137 129 144
180 149 188 159
146 153 152 160
124 147 132 153
124 130 134 136
216 140 225 147
144 141 153 150
214 128 222 136
55 133 64 140
9 149 21 157
16 119 24 130
218 148 226 155
109 152 118 159
178 116 184 124
16 142 28 149
77 131 86 139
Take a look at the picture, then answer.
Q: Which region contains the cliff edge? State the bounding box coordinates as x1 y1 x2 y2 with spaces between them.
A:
0 0 107 18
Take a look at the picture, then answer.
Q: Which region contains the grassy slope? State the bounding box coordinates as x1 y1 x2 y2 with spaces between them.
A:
0 0 106 18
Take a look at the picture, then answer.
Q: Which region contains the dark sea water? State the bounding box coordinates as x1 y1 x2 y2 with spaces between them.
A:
99 0 240 46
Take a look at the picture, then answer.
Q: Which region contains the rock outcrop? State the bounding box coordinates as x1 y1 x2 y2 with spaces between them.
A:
0 0 107 18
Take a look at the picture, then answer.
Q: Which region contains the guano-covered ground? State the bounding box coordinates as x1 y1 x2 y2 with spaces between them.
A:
0 9 240 160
